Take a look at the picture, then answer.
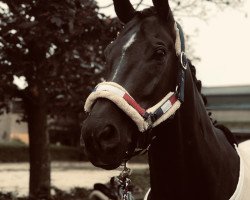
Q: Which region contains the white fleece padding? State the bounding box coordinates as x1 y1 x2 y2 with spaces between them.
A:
96 84 126 97
146 92 181 127
99 81 131 95
152 101 181 127
174 22 182 56
147 92 174 113
84 89 148 132
85 82 134 112
230 140 250 200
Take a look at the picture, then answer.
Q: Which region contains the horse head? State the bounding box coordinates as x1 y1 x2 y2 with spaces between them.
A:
81 2 245 199
81 0 180 170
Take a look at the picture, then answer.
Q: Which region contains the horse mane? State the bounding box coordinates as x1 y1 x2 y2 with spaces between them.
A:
188 59 238 146
215 124 238 146
187 59 207 106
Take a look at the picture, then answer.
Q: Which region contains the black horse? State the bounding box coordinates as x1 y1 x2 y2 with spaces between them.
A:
82 0 250 199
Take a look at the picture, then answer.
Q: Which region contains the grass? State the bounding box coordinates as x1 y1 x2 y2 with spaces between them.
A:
0 140 85 162
0 140 27 147
0 140 29 162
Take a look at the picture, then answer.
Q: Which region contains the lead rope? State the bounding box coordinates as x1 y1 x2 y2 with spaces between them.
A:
115 161 135 200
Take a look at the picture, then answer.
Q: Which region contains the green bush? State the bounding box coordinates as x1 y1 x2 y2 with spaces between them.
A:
0 141 86 162
0 141 29 162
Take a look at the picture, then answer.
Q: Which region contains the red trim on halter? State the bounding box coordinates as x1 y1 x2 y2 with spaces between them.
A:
169 94 177 104
123 93 146 116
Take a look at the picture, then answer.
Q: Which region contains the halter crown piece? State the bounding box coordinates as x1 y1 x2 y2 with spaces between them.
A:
84 22 188 132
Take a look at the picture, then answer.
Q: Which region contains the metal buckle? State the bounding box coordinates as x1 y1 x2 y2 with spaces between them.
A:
146 113 156 129
117 162 134 200
175 85 179 93
180 52 188 70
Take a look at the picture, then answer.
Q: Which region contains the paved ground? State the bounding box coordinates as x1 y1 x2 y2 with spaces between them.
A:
0 162 148 197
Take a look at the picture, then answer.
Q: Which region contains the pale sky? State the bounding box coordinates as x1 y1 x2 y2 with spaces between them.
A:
97 0 250 87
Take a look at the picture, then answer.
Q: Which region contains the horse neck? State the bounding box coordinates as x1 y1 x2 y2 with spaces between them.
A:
148 68 239 200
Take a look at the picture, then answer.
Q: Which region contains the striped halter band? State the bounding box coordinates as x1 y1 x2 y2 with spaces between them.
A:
84 22 188 133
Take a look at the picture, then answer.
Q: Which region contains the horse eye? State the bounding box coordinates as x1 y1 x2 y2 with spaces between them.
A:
154 49 166 58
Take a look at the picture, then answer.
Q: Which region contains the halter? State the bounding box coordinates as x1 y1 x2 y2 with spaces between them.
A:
84 22 188 133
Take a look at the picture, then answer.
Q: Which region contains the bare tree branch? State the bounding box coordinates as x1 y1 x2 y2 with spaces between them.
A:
99 0 150 10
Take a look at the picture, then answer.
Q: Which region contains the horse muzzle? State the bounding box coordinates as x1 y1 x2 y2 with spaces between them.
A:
81 99 134 169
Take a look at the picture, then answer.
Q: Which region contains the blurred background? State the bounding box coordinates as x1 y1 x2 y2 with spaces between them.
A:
0 0 249 199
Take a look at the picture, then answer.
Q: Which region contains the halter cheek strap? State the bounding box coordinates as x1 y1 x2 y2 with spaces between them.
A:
84 22 187 132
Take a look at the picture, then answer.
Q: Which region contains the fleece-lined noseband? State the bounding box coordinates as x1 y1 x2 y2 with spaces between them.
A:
84 22 188 133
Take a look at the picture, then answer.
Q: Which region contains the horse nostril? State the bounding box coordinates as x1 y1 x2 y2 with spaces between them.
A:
81 121 119 154
97 125 118 151
99 125 116 141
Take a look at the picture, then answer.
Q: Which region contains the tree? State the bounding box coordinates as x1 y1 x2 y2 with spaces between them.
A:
0 0 121 198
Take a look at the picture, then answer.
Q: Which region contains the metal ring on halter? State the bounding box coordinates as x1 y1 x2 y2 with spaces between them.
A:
180 52 188 70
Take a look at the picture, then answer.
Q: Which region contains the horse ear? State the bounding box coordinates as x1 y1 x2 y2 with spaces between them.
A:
113 0 136 23
152 0 171 20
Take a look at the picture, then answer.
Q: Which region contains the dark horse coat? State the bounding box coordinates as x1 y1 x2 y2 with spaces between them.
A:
82 0 250 199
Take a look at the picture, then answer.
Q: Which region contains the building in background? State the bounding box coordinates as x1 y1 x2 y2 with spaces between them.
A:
203 85 250 141
0 99 79 145
0 99 28 143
